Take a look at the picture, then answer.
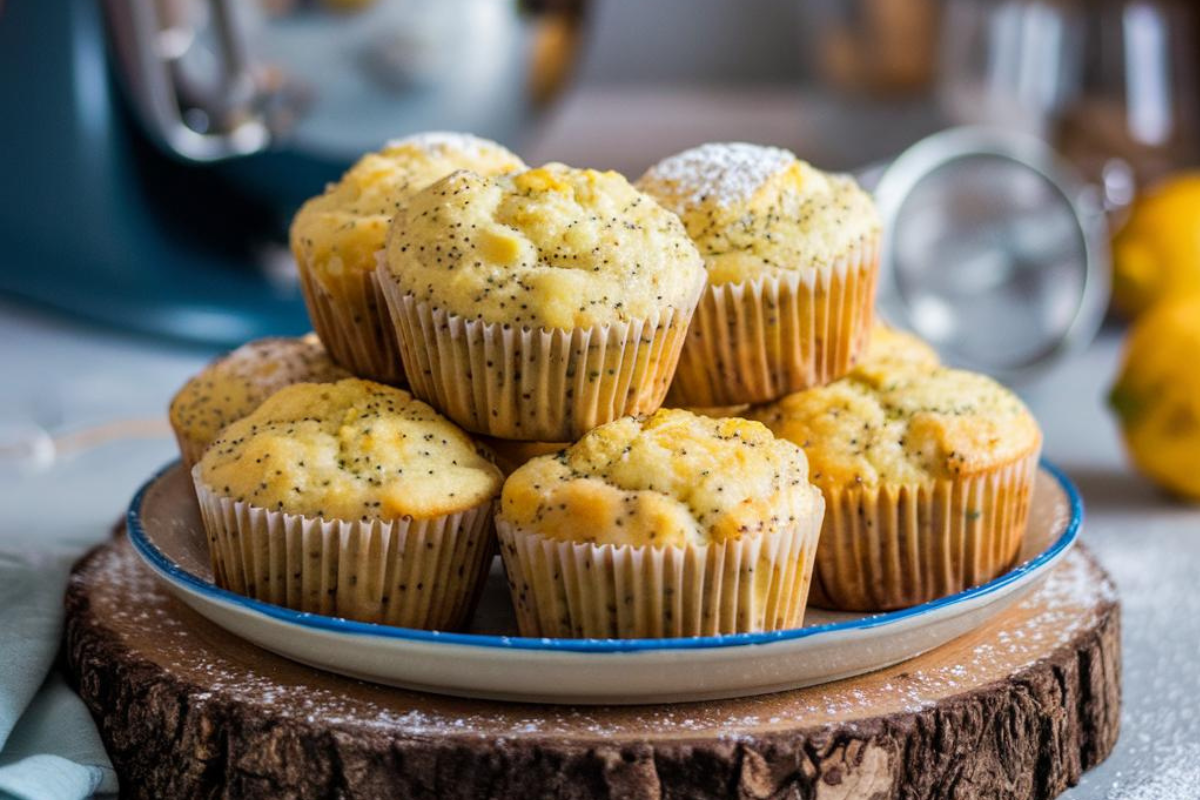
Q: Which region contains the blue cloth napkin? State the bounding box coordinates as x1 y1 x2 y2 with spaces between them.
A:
0 549 116 800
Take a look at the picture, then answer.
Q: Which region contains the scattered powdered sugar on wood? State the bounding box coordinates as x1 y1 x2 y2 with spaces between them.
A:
641 142 796 208
83 539 1114 744
784 551 1113 720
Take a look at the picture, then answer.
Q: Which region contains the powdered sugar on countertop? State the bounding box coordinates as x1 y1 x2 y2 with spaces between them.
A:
639 142 796 208
1076 510 1200 800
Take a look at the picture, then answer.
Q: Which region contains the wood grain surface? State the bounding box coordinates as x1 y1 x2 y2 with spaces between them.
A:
64 537 1120 799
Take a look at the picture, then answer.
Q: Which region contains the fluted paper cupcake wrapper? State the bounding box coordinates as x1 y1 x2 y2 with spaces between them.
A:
810 451 1041 612
667 236 879 407
495 495 824 639
193 472 495 629
296 258 406 385
377 269 705 441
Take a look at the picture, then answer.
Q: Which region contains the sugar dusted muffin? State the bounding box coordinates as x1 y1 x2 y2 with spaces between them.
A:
752 362 1042 610
193 378 503 629
169 334 350 469
638 142 881 406
378 163 707 441
290 132 525 383
496 408 824 638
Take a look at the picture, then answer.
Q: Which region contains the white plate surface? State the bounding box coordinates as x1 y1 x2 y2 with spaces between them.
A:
127 462 1080 704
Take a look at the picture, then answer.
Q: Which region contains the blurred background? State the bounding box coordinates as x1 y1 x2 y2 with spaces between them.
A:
4 0 1200 501
1 3 1199 796
2 0 1199 494
1 0 1197 349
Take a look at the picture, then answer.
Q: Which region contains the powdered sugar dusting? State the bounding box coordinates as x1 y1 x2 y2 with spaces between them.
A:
640 142 797 209
1077 509 1200 800
1105 746 1200 800
78 539 1114 745
386 131 504 159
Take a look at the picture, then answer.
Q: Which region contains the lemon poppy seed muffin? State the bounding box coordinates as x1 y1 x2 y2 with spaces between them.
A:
638 143 879 284
681 403 752 420
501 410 818 546
169 334 350 469
496 408 824 638
385 164 705 329
752 363 1042 611
290 132 525 383
193 378 503 629
854 323 941 381
198 379 501 519
638 142 881 406
379 163 707 441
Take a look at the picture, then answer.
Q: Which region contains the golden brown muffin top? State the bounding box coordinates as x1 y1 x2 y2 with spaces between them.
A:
290 132 525 285
637 142 879 285
197 379 502 521
170 335 350 458
383 163 706 329
856 323 941 381
499 408 819 547
751 363 1041 491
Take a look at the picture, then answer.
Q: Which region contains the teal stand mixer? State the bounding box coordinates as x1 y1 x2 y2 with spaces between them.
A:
0 0 582 346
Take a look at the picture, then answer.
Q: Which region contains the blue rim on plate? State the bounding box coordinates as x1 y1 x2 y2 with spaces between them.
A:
127 459 1082 654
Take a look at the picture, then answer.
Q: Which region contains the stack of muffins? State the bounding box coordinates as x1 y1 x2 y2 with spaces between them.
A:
169 132 1042 639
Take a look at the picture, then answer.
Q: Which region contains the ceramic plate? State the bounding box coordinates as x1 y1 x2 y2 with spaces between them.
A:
127 461 1081 704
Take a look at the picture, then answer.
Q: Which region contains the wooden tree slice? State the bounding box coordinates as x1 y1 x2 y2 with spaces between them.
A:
64 537 1120 800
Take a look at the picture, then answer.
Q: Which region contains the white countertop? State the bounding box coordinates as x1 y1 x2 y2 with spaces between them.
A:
1 290 1197 798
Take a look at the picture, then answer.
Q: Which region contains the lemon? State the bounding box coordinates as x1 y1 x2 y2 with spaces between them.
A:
1109 294 1200 500
1112 172 1200 318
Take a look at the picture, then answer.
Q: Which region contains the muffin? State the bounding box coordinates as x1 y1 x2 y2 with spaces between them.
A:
169 334 350 469
193 378 503 629
858 323 941 376
751 363 1042 611
637 142 880 406
496 408 824 638
290 132 526 383
682 404 752 420
378 163 707 441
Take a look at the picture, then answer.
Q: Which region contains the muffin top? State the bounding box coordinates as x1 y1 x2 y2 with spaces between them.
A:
681 403 752 420
499 408 819 547
290 132 525 283
856 324 941 380
383 163 706 329
751 364 1041 492
637 142 880 285
197 379 502 520
170 335 351 456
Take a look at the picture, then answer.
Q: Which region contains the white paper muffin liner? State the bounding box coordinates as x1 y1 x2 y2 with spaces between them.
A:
377 269 705 441
193 472 495 629
296 259 405 385
667 236 879 407
809 451 1041 612
495 494 824 638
